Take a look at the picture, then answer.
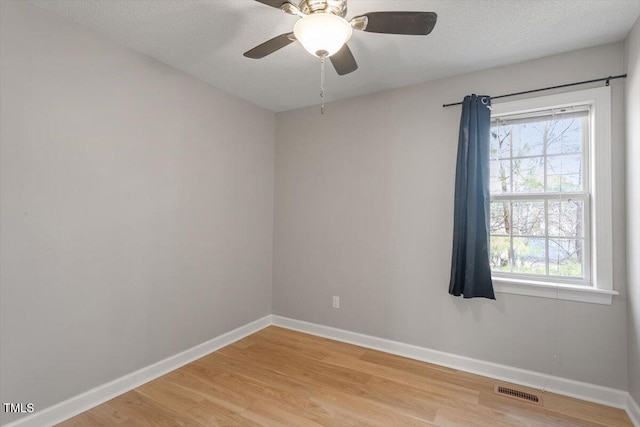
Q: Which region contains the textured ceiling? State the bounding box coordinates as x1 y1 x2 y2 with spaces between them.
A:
32 0 640 112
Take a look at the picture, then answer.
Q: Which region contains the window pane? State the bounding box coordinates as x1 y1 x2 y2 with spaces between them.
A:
489 105 590 285
512 237 546 275
549 238 583 278
512 157 544 193
490 125 511 160
548 200 584 238
546 117 583 155
512 123 544 157
547 154 583 192
490 160 511 194
490 236 511 272
512 201 545 236
490 202 511 235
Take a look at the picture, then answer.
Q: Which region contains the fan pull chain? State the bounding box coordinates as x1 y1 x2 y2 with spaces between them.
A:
320 55 325 114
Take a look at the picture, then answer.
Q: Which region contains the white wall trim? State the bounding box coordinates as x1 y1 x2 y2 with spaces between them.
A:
627 394 640 427
5 314 638 427
2 315 271 427
493 278 617 305
271 315 636 423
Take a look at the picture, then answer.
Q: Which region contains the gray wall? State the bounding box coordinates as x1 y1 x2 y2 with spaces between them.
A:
0 1 274 424
625 15 640 407
1 0 636 423
273 43 629 390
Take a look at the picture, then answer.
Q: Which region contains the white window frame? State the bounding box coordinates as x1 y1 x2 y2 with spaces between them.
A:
490 87 617 305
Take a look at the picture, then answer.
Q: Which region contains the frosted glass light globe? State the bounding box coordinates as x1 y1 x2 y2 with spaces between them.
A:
293 14 352 58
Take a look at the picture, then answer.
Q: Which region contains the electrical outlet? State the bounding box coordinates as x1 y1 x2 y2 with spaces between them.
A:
332 296 340 309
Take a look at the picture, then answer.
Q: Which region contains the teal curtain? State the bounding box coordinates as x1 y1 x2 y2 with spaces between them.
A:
449 94 495 299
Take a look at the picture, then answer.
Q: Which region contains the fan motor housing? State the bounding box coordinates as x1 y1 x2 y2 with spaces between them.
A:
299 0 347 17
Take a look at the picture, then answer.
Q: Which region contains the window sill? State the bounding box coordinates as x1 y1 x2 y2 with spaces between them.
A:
492 277 618 305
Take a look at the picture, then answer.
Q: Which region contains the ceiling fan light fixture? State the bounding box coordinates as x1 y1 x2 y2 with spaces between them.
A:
293 13 352 58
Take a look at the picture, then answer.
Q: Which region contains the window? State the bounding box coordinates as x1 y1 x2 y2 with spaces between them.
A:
490 108 590 283
488 87 616 304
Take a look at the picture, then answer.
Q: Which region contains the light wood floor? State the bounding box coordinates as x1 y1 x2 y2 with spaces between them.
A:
59 326 632 426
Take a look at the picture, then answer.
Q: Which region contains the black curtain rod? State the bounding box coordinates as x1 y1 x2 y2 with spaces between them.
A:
442 74 627 108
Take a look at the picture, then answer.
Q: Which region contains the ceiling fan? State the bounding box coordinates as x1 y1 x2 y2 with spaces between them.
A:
244 0 437 76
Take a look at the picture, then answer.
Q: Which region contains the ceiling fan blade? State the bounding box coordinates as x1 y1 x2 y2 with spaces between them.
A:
330 44 358 76
244 33 295 59
253 0 287 9
355 11 437 35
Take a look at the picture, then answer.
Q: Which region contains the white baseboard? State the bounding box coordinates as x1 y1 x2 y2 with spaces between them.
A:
2 315 271 427
4 314 638 427
628 394 640 427
271 315 636 424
